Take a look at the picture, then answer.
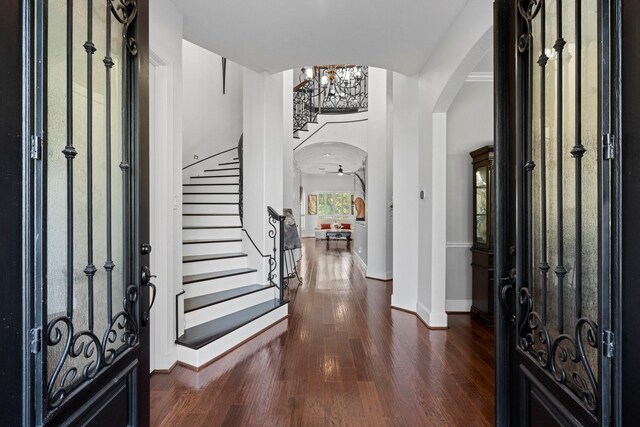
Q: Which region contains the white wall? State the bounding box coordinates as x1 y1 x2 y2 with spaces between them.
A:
446 81 493 312
149 0 183 372
182 40 243 166
300 174 355 237
242 69 285 278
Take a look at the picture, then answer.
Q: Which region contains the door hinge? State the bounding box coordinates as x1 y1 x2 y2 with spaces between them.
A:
603 330 615 358
603 133 615 160
30 327 42 354
30 135 43 160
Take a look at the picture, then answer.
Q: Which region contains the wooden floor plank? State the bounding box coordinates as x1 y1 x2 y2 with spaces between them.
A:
151 238 495 425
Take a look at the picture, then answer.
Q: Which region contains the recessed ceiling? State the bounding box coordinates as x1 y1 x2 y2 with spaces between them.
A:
173 0 468 75
294 142 366 175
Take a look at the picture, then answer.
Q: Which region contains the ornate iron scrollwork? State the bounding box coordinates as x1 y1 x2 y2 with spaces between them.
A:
46 309 138 410
517 0 543 53
518 286 598 413
268 215 279 287
108 0 138 55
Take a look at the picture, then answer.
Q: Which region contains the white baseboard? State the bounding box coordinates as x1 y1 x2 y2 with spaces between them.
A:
390 295 416 313
366 268 392 281
353 251 367 272
445 299 472 312
416 301 448 328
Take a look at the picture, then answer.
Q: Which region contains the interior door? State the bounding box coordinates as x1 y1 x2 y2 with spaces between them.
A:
30 0 150 425
496 0 615 425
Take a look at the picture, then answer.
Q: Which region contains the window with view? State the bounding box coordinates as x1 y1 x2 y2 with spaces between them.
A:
318 192 352 216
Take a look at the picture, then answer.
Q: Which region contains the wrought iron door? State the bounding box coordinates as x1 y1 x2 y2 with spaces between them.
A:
505 0 614 425
30 0 150 425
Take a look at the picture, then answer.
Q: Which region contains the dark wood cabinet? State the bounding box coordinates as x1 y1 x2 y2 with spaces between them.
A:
469 146 494 323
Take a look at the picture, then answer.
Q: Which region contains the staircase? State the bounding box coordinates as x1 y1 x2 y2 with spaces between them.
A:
176 146 288 368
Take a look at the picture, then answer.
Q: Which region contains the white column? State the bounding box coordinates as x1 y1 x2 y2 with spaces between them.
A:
366 68 393 280
242 69 285 279
391 73 419 311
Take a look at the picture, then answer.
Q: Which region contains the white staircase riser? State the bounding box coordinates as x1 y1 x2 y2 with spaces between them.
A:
183 256 248 276
183 271 259 298
183 184 239 193
182 241 243 256
193 168 240 177
182 193 239 204
182 204 239 215
182 227 242 240
177 304 288 368
183 215 241 227
189 176 240 185
184 287 276 329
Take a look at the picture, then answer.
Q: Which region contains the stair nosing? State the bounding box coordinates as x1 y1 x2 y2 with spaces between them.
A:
183 192 239 195
182 202 239 205
190 175 241 179
203 167 240 172
183 267 258 284
183 252 248 263
175 299 287 350
182 225 242 230
183 183 240 187
183 238 242 245
183 284 274 313
182 213 240 216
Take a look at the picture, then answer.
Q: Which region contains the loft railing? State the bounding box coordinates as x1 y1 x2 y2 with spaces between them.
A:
293 65 368 133
242 207 287 303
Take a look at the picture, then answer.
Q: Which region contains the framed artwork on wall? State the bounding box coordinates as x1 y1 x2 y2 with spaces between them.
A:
308 194 317 215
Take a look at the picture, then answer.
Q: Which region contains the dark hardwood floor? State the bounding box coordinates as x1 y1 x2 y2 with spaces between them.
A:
151 238 495 426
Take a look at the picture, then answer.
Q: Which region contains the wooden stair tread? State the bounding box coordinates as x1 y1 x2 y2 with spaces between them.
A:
183 238 242 245
183 252 247 263
176 299 287 349
182 212 240 216
190 175 241 179
182 202 239 205
182 192 239 195
183 284 273 313
203 167 240 172
182 225 242 230
183 183 240 187
218 161 240 166
183 267 257 284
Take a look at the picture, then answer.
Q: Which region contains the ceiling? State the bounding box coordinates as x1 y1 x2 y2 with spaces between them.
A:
173 0 468 75
294 142 366 175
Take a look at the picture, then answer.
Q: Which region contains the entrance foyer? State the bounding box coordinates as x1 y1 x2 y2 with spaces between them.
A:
150 238 495 425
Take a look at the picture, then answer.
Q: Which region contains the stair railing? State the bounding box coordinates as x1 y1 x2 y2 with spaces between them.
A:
267 207 286 303
293 79 316 133
241 206 286 303
238 134 243 226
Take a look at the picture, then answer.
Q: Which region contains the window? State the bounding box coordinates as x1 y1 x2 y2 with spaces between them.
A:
318 192 352 216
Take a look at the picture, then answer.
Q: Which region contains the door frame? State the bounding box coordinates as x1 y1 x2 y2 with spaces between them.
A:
0 1 31 425
0 0 149 425
494 0 627 425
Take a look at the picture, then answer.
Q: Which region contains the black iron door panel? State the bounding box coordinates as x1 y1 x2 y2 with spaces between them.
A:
30 0 147 425
509 0 613 425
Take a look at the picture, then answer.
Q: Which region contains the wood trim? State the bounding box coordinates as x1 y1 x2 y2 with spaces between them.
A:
390 306 449 330
150 361 178 376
